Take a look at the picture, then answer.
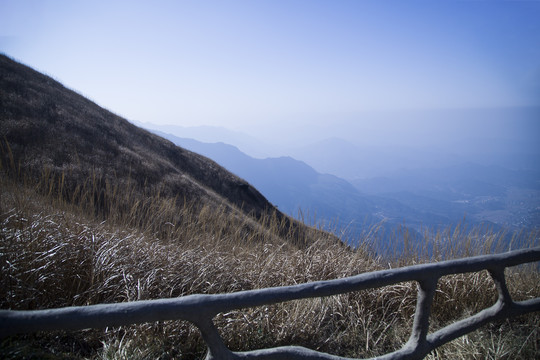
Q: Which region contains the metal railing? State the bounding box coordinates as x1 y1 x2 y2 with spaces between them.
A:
1 247 539 360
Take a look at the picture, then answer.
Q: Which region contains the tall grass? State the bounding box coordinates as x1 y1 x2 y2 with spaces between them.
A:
1 165 538 359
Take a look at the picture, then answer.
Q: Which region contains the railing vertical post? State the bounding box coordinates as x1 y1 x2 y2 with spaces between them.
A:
405 279 437 358
194 317 234 360
488 268 513 309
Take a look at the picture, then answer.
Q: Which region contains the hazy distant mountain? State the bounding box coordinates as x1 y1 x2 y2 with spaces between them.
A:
133 122 275 159
155 130 540 241
281 134 539 232
137 105 540 179
132 101 540 239
288 138 464 180
272 107 540 178
154 133 379 232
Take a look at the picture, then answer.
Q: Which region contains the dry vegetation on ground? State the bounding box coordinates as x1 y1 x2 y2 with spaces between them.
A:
0 168 539 359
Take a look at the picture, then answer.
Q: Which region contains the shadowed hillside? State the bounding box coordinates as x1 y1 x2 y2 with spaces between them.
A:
0 54 265 214
0 54 324 246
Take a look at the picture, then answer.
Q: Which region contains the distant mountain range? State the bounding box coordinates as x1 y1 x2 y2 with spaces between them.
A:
288 137 464 180
148 127 540 245
154 133 379 236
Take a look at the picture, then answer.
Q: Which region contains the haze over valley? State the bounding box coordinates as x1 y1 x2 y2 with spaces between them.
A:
141 112 540 245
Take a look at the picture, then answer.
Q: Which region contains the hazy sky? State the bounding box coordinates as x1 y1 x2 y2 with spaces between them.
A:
1 0 540 142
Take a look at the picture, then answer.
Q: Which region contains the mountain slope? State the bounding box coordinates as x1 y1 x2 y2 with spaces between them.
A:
0 54 294 229
155 134 379 229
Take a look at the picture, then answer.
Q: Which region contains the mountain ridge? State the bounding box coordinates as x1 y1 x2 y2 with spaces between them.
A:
0 53 322 245
154 132 379 231
152 128 539 239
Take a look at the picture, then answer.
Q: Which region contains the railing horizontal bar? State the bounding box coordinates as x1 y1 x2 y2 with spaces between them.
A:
231 344 418 360
0 294 213 337
427 297 540 349
233 345 350 360
225 298 540 360
183 247 540 317
1 247 539 339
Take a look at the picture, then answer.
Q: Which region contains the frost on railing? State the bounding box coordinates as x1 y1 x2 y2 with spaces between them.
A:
1 247 539 360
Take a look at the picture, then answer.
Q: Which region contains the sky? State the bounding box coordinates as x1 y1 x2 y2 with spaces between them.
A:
1 0 540 147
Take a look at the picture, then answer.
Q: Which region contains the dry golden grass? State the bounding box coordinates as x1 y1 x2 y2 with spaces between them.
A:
1 168 539 359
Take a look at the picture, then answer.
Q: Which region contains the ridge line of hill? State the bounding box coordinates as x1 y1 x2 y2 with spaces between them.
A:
0 53 332 247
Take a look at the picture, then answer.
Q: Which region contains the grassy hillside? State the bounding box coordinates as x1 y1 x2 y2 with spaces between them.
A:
1 54 539 359
0 53 331 247
1 54 317 233
1 154 538 359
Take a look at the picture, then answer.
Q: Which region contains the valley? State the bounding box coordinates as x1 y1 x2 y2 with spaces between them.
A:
146 126 540 247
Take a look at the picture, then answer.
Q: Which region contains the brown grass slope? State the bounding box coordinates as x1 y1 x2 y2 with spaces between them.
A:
0 53 318 244
0 53 266 213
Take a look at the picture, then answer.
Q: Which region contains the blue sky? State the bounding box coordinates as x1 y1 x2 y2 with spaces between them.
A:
1 0 539 141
